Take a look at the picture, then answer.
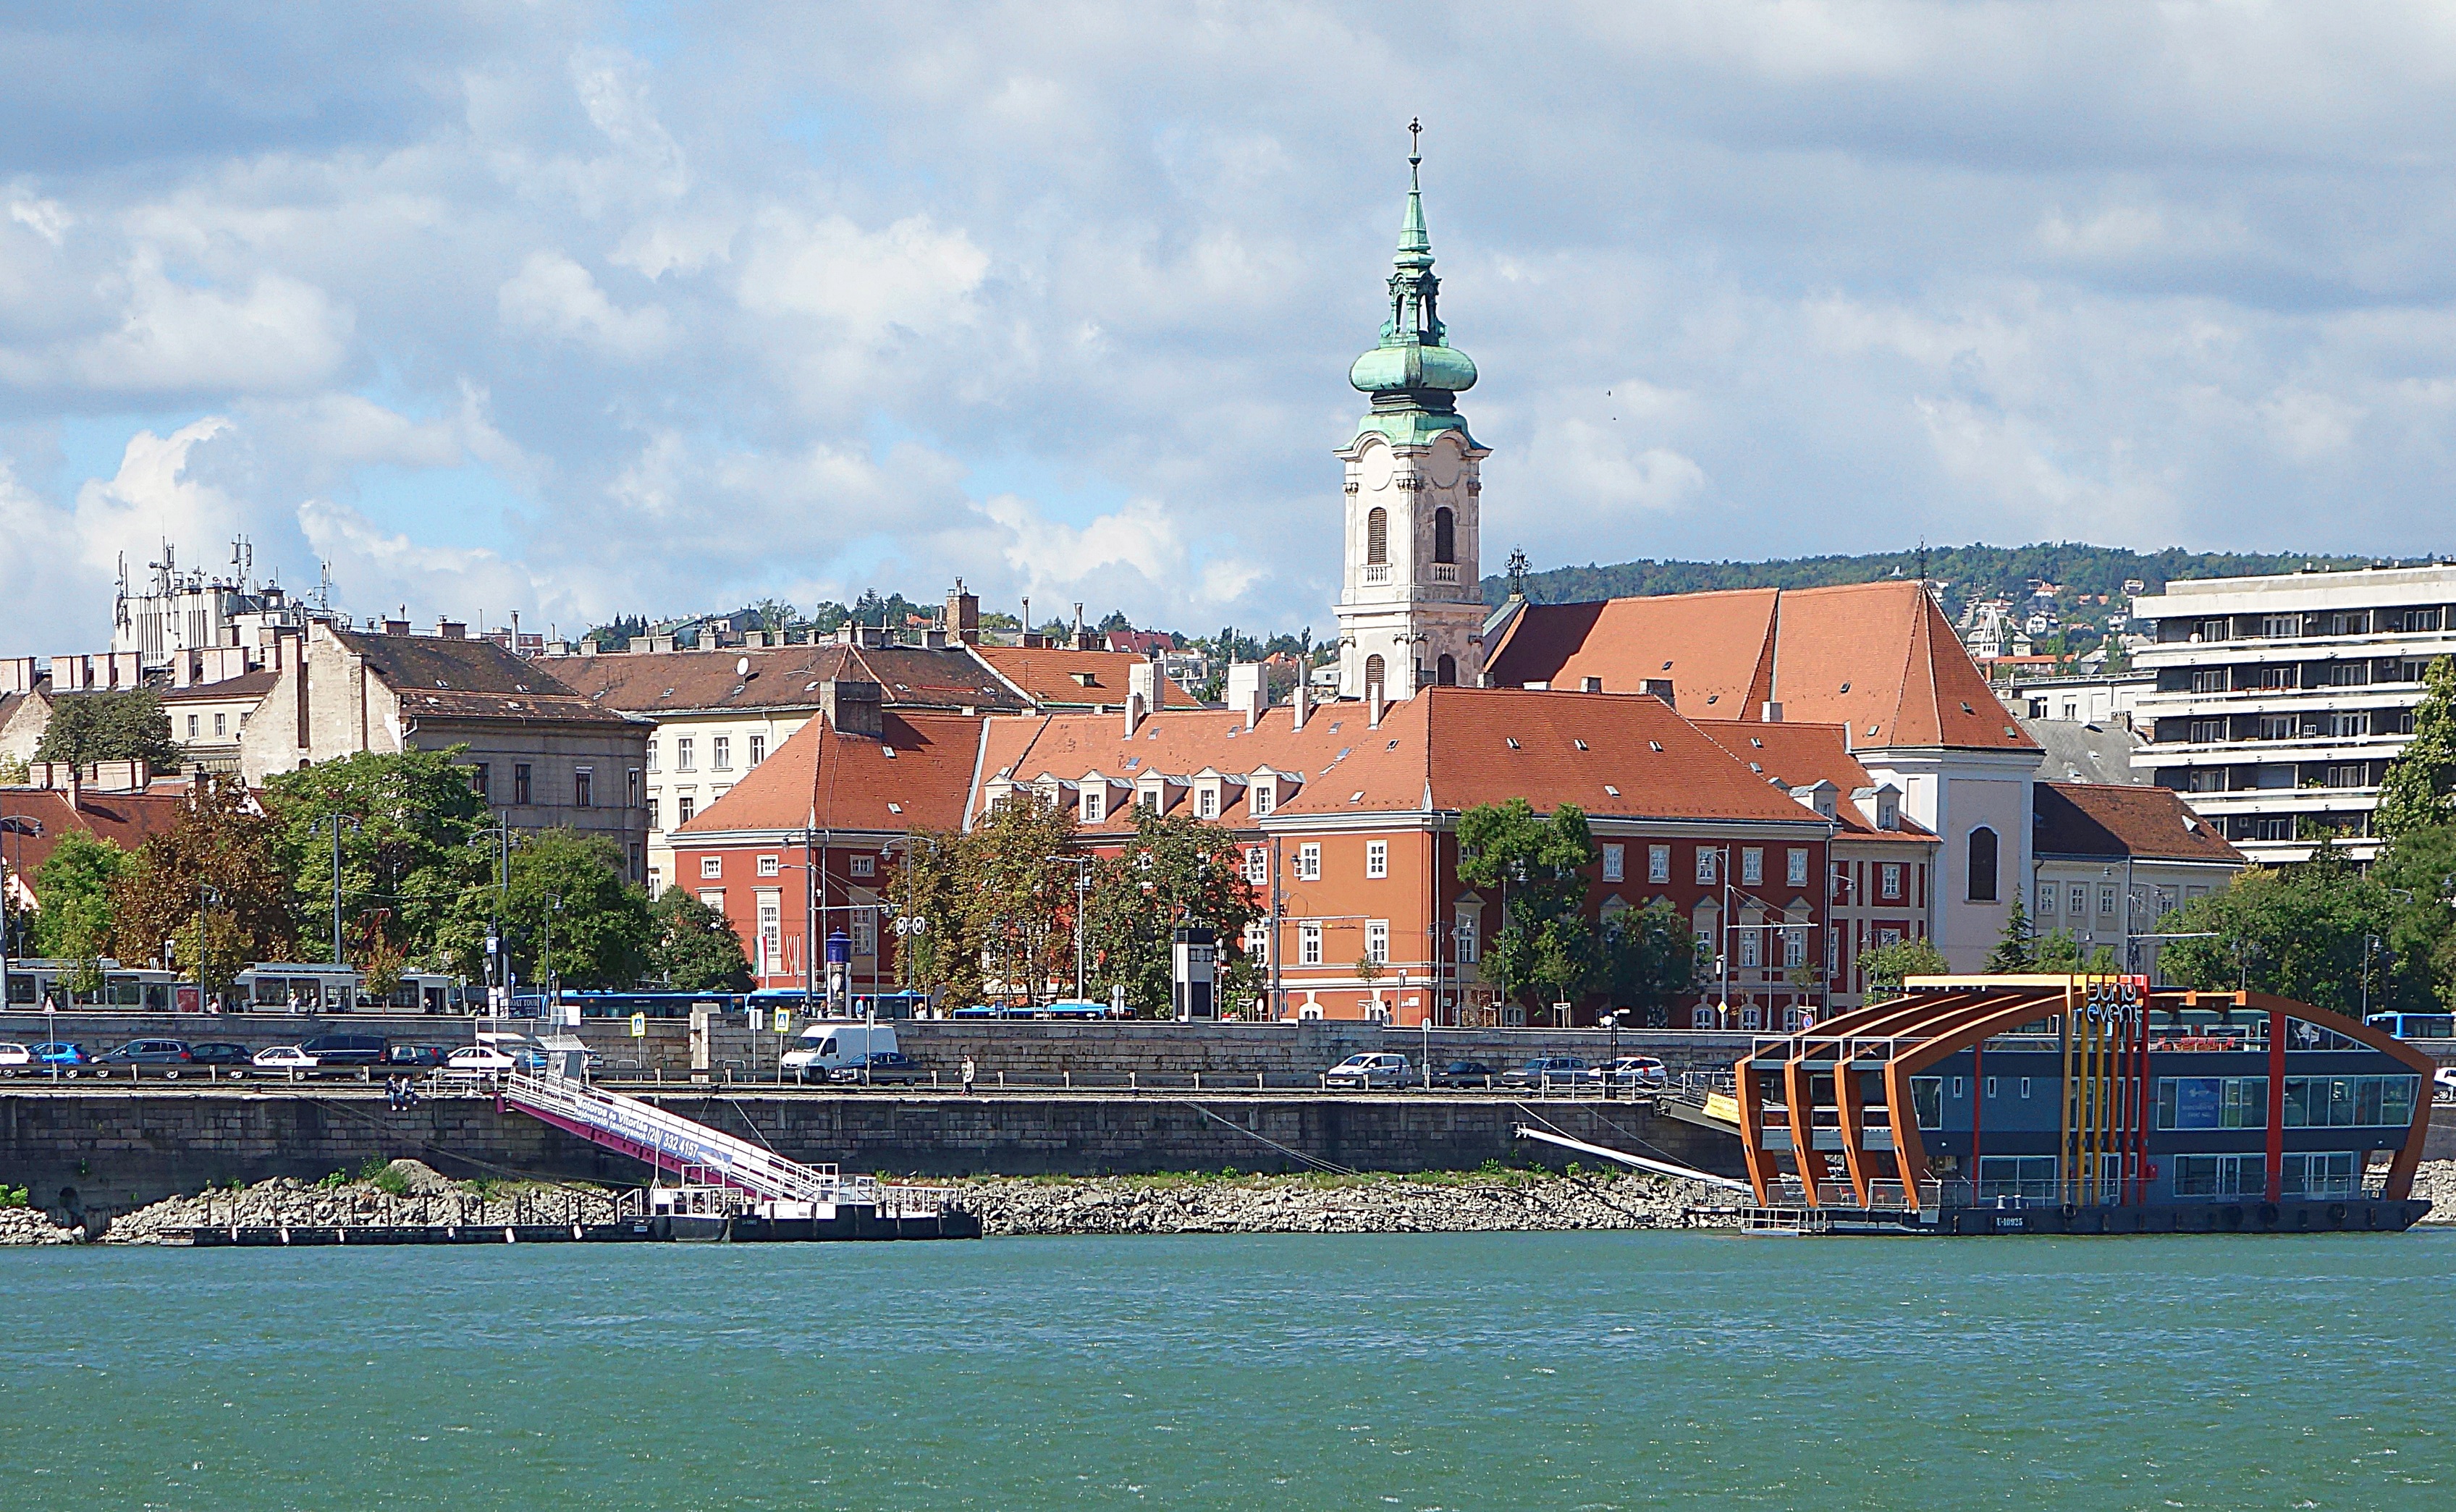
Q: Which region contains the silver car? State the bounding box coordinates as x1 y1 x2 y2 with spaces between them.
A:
1325 1052 1412 1089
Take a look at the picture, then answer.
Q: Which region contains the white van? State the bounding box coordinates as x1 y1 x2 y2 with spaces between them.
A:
781 1022 900 1084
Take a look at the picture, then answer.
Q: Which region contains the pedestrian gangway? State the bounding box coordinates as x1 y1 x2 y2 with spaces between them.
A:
499 1071 851 1205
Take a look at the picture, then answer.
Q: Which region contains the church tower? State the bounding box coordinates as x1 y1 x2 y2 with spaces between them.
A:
1334 123 1488 701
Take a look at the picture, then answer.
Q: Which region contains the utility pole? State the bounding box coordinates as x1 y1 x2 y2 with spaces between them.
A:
326 814 360 969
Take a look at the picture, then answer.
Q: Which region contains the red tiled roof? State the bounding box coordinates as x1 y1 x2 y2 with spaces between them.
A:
0 787 192 895
673 710 984 838
1485 580 2034 752
1692 719 1935 843
552 643 1021 714
2033 782 2245 864
969 646 1193 709
159 670 279 704
980 688 1828 832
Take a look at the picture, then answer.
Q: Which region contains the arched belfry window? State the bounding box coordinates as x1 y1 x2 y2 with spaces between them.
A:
1432 507 1455 565
1364 654 1386 693
1967 827 1999 903
1366 507 1388 566
1436 654 1457 686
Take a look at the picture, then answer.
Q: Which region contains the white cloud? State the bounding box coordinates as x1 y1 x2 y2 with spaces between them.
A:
499 250 674 358
54 258 349 397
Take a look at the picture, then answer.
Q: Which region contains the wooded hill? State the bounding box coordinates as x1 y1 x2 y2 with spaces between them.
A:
1482 544 2396 609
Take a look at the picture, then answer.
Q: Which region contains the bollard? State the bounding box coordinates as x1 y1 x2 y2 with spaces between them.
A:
1063 1070 1071 1090
1130 1071 1137 1091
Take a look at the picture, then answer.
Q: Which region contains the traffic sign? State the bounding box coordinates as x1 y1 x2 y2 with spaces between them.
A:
773 1008 790 1033
629 1013 646 1039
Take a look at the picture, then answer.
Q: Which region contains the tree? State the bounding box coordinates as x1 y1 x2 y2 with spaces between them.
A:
2368 822 2456 1010
1457 798 1601 1012
1081 808 1262 1016
34 690 184 770
109 774 296 994
2035 929 2117 974
2158 853 2424 1016
1600 898 1699 1025
898 795 1081 1006
1983 896 2035 972
1860 937 1949 1002
650 887 754 991
261 749 493 974
478 829 654 992
28 833 128 991
2376 656 2456 840
0 752 27 785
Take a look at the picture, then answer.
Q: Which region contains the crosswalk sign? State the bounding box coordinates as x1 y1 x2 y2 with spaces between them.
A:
629 1012 646 1039
773 1008 790 1033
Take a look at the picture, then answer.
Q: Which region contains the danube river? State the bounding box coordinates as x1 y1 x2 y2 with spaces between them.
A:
3 1229 2447 1508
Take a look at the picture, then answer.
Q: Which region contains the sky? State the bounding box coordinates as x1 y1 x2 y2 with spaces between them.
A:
7 1 2456 651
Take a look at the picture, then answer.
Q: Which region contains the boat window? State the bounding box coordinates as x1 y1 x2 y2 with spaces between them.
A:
1909 1076 1943 1129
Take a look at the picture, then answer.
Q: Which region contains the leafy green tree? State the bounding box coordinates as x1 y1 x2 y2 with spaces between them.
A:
34 689 184 770
28 832 129 989
1859 937 1949 1002
1983 895 2036 972
1457 798 1601 1012
896 796 1081 1006
470 829 653 992
649 887 754 991
1081 808 1262 1017
2158 851 2425 1015
0 752 28 785
2371 822 2456 1010
261 749 493 973
2035 929 2117 974
1600 898 1699 1025
108 774 296 994
2375 656 2456 840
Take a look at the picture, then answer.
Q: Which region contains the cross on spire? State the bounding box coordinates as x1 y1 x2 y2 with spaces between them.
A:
1408 117 1421 167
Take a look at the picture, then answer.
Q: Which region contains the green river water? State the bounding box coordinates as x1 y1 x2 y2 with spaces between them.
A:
0 1228 2448 1510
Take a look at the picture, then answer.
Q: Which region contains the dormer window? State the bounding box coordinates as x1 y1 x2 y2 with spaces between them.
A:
1081 786 1106 824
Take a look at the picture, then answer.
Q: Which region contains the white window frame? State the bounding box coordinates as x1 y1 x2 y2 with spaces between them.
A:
757 855 780 877
1299 922 1323 966
1648 844 1671 884
675 737 694 772
1365 920 1389 965
850 855 876 879
1296 843 1321 882
1081 787 1105 824
1786 848 1808 887
1741 848 1764 886
1695 848 1718 885
700 855 722 880
1602 844 1624 883
1245 847 1268 885
1879 863 1903 900
748 734 766 766
1366 840 1388 879
712 735 732 771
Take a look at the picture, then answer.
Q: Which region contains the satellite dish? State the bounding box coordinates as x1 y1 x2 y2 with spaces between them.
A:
735 656 751 677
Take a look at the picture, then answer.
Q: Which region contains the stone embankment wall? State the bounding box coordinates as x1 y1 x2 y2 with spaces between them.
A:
0 1087 1734 1230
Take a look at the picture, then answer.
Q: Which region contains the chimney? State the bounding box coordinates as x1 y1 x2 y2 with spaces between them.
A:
64 764 80 814
0 656 33 695
109 651 139 688
1640 678 1675 711
1123 689 1146 738
945 579 982 645
1761 701 1784 722
1021 597 1031 646
384 617 410 637
1073 602 1085 649
819 678 883 739
1291 675 1309 732
438 618 465 640
1227 662 1265 730
172 651 195 690
1369 683 1385 730
1128 659 1158 717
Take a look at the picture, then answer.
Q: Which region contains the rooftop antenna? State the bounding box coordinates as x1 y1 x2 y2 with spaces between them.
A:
313 559 334 612
1916 539 1930 594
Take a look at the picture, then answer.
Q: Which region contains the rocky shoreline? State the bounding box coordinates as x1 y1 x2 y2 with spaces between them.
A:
1 1157 2451 1245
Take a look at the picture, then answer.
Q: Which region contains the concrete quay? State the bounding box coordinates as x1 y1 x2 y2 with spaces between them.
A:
0 1084 1739 1233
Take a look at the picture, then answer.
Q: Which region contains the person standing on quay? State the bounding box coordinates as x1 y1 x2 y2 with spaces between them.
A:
961 1055 976 1095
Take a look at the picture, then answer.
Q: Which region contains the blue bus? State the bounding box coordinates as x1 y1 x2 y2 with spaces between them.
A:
2366 1012 2456 1040
747 988 933 1021
562 990 749 1021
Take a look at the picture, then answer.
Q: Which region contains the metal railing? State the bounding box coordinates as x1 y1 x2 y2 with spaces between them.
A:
500 1071 844 1205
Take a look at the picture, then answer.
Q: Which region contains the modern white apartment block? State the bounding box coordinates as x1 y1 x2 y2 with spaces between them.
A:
2130 565 2456 861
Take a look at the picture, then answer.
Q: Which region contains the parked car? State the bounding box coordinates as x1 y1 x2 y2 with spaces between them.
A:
827 1050 916 1084
96 1039 196 1069
1326 1052 1412 1089
2437 1066 2456 1105
444 1045 518 1074
253 1046 318 1070
1603 1055 1668 1089
31 1042 90 1068
185 1042 255 1071
297 1033 388 1066
785 1023 900 1083
0 1042 33 1070
1501 1056 1596 1088
384 1044 450 1069
1429 1059 1496 1088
